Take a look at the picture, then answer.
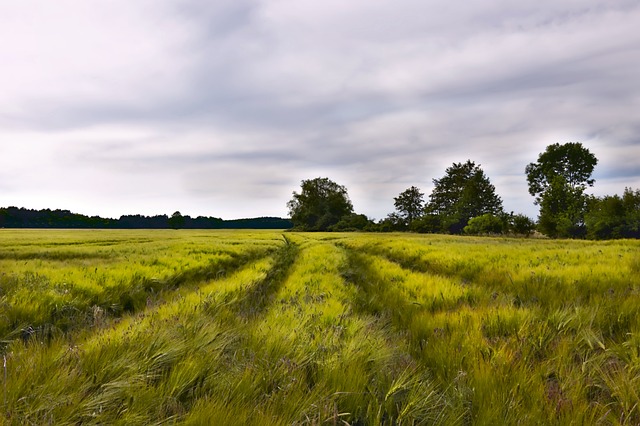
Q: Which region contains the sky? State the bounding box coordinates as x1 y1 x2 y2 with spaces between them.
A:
1 1 639 221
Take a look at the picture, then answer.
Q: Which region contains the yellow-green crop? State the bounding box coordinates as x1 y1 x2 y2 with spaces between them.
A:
1 230 639 425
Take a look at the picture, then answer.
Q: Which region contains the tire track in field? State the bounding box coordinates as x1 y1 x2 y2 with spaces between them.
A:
104 238 298 329
73 239 300 423
232 236 300 319
351 242 475 280
346 242 487 304
350 242 571 311
4 252 286 425
2 245 277 348
338 246 467 425
197 238 450 425
338 245 478 356
338 244 528 426
7 238 453 425
340 247 423 329
4 236 296 425
76 237 299 345
116 246 276 309
343 239 501 291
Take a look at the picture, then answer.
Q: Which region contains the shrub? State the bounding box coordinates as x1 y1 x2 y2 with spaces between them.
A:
464 214 504 235
509 214 536 236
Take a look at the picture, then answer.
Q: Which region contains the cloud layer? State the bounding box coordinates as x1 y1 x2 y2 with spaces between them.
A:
1 1 639 219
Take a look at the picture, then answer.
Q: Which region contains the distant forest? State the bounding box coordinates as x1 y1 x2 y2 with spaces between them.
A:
0 207 293 230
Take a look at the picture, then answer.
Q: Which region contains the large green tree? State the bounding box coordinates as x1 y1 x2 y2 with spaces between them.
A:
425 160 503 234
526 142 597 238
393 186 424 227
537 175 588 238
287 177 354 231
525 142 598 204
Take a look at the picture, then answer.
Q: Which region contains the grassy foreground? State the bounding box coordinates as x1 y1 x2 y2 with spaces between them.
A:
0 229 639 425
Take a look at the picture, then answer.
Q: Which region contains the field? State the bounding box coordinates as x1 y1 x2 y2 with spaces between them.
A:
1 229 639 425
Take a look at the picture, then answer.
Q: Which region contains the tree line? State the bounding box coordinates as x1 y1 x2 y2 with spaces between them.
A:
287 142 640 239
0 208 293 230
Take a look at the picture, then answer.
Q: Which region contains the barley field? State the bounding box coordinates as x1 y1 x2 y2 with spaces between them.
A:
0 229 639 425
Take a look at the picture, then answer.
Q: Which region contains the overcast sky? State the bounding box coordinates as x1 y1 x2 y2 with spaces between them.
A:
1 1 639 220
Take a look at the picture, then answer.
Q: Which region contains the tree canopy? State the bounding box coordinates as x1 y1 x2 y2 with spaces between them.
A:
393 186 424 227
287 177 354 231
526 143 598 238
425 160 503 233
168 211 185 229
525 142 597 204
585 188 640 239
537 175 588 238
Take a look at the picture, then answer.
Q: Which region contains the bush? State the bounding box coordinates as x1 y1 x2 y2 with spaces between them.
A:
329 214 373 232
410 214 441 233
464 214 504 235
509 214 536 236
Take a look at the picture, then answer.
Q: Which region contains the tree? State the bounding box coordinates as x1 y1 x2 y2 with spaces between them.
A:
621 187 640 238
526 143 597 238
508 213 536 236
168 211 185 229
585 195 625 239
585 188 640 239
393 186 424 227
536 175 587 238
287 177 354 231
525 142 598 204
377 212 406 232
410 213 441 233
425 160 503 233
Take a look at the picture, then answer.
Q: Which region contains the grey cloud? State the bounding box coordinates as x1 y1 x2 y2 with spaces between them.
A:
2 1 640 219
172 1 259 38
12 1 640 135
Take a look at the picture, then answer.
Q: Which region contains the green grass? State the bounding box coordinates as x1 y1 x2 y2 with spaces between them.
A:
1 230 639 424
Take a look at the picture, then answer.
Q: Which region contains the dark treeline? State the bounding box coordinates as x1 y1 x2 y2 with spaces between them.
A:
0 207 293 230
